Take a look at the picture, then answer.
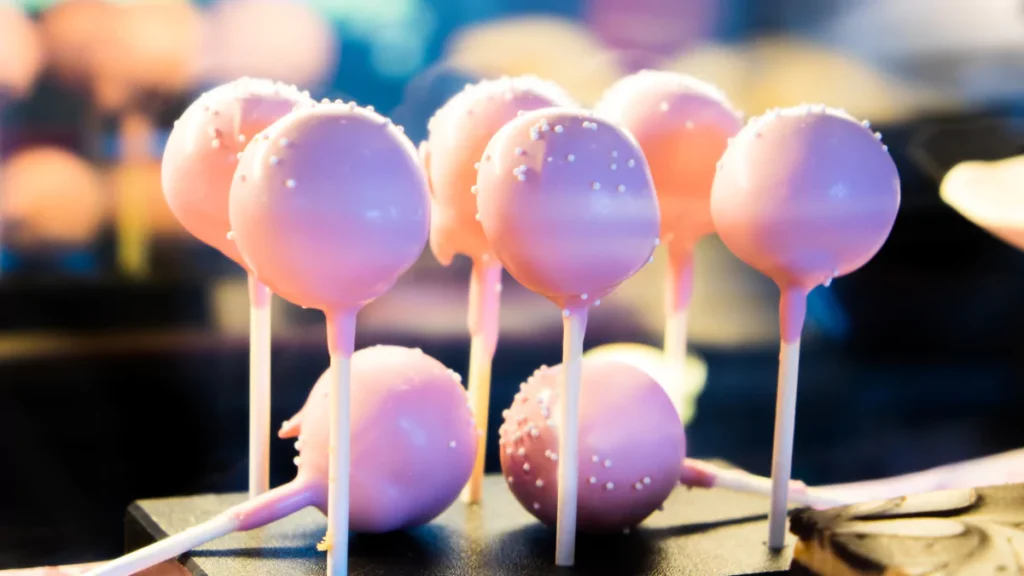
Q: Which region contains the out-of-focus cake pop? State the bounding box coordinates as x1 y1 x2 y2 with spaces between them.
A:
162 78 312 498
477 108 660 565
91 0 204 278
230 101 430 576
421 75 578 504
38 0 115 91
940 154 1024 250
84 346 477 576
1 146 106 249
202 0 338 89
711 104 900 549
595 70 742 418
0 1 43 103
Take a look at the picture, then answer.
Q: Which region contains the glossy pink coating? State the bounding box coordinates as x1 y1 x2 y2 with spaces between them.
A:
710 105 900 293
422 75 578 265
475 108 661 309
499 357 684 532
162 78 311 266
229 101 430 316
595 70 742 251
225 345 478 533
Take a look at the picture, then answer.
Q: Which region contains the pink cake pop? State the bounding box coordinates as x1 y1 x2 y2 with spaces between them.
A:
595 70 742 417
421 75 577 504
162 77 312 498
84 345 477 576
229 101 430 576
500 357 842 532
476 108 660 565
710 104 900 549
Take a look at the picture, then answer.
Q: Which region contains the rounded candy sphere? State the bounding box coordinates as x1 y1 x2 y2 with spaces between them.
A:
710 105 900 290
229 101 430 312
499 357 684 532
423 75 578 264
595 70 742 247
0 2 42 101
476 108 661 308
285 345 478 532
162 78 311 266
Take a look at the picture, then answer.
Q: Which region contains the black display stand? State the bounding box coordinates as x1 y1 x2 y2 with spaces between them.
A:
125 475 794 576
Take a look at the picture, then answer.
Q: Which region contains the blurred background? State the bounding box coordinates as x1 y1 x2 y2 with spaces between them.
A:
1 0 1024 568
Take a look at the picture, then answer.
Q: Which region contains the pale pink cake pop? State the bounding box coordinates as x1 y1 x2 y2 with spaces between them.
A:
595 70 742 255
162 78 311 265
500 357 684 532
229 101 430 320
710 105 899 338
422 76 578 265
476 108 661 309
83 346 477 576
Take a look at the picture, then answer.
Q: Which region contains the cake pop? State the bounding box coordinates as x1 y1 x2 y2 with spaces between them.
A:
710 104 900 549
229 101 430 576
202 0 339 90
940 154 1024 251
500 357 843 532
38 0 114 91
594 70 742 419
162 77 312 498
0 146 106 249
83 345 477 576
476 108 660 565
421 75 577 504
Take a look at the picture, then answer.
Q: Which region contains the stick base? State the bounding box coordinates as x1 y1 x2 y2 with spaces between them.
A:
126 474 794 576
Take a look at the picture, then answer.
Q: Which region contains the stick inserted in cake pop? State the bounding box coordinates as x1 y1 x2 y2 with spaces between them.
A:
84 346 477 576
162 78 311 498
229 101 430 576
595 71 742 417
476 108 660 565
421 75 578 504
711 104 900 549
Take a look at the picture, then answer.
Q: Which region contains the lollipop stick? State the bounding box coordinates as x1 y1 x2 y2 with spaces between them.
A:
556 306 588 567
116 110 152 278
768 287 807 550
325 311 358 576
248 275 273 498
462 258 503 504
664 249 694 419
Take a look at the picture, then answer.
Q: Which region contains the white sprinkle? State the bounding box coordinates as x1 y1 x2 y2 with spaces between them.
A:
589 476 597 484
862 119 871 129
617 184 626 193
604 459 612 468
635 482 644 491
554 125 564 133
514 147 525 156
530 130 540 141
627 159 636 168
659 102 669 112
293 457 300 466
294 441 300 450
474 162 481 170
550 453 558 461
654 238 661 246
873 132 883 141
279 138 290 146
508 476 514 484
647 256 655 264
592 182 601 190
236 152 243 160
268 156 279 165
685 120 694 130
211 139 221 149
611 150 618 157
581 293 588 300
529 428 540 438
505 448 513 455
594 299 601 306
471 185 478 195
592 455 599 463
226 231 235 241
517 448 525 456
546 156 553 162
643 476 651 485
449 441 457 448
605 482 615 490
285 179 296 188
535 479 544 487
567 154 575 162
475 214 482 221
523 463 531 472
533 502 541 510
562 309 571 317
610 163 617 170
